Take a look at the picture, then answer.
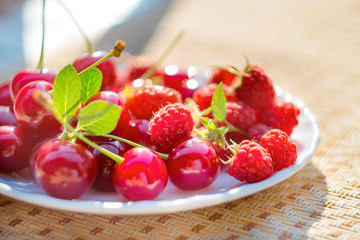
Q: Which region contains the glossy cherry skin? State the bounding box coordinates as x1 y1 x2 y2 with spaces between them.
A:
72 51 117 90
0 81 13 108
0 106 17 126
86 91 130 137
13 81 62 138
10 69 56 101
34 139 98 200
122 119 160 152
112 147 168 201
81 136 126 192
0 126 32 172
166 137 220 190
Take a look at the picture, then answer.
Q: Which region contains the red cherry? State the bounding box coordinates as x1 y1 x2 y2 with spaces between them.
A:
81 136 126 192
0 81 13 108
0 106 17 126
34 139 98 200
13 81 62 138
72 51 117 90
112 147 168 201
10 69 56 101
166 137 220 190
122 119 159 151
86 91 130 137
0 126 32 172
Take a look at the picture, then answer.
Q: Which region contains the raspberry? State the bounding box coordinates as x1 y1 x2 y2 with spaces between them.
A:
227 140 273 183
126 84 182 120
209 67 238 86
217 101 256 131
260 129 297 171
258 99 300 136
193 83 236 111
235 65 275 109
247 123 272 142
149 103 194 149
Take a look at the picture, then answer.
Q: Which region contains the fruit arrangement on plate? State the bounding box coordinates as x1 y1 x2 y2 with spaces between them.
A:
0 1 301 203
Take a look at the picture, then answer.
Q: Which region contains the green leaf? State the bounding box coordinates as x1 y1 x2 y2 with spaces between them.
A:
80 68 102 103
53 64 81 121
211 82 227 122
77 100 122 135
200 117 211 128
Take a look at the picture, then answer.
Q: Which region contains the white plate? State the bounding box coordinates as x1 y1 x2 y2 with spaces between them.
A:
0 85 320 215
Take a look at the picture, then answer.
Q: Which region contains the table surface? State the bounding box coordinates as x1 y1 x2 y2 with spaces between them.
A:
1 0 360 239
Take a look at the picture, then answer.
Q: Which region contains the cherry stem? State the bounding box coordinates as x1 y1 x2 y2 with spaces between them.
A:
78 40 125 76
140 29 185 80
81 132 169 160
36 0 46 69
54 0 93 53
33 90 124 164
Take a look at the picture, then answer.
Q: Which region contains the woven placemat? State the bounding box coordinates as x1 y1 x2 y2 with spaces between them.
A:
1 0 360 239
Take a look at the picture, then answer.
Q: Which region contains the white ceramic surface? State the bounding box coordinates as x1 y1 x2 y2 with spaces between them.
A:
0 85 320 215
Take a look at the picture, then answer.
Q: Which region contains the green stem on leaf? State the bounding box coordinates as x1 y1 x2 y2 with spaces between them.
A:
224 120 247 135
33 90 124 164
140 29 186 80
54 0 93 53
78 40 126 76
81 132 169 160
36 0 46 69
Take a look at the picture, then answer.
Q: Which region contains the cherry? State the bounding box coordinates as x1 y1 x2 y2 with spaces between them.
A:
0 106 17 126
13 81 62 138
86 91 130 137
161 66 203 100
166 136 220 190
0 81 13 108
122 119 159 152
33 139 98 200
112 147 168 201
72 51 117 90
81 136 126 192
0 126 32 172
10 69 56 101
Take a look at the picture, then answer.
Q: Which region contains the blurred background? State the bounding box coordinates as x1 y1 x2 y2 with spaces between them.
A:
1 0 360 103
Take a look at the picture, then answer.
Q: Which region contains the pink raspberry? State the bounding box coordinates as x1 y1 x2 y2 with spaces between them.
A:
193 83 236 111
235 65 275 109
149 103 194 150
260 129 297 171
247 123 272 142
227 140 273 183
217 101 256 132
258 99 300 136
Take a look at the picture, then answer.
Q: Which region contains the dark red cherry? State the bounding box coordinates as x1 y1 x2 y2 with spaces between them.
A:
0 81 13 108
112 147 168 201
161 65 206 100
10 69 56 101
33 139 98 200
0 126 32 172
166 136 220 190
86 91 130 137
122 119 159 151
81 136 126 192
72 51 117 90
0 106 17 126
13 81 62 138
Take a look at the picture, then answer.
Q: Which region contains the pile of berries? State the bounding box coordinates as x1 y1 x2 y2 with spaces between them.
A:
0 41 300 201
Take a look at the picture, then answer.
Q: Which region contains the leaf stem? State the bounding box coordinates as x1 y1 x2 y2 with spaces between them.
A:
54 0 93 53
81 132 169 160
140 29 185 80
78 40 126 76
36 0 46 69
33 90 124 164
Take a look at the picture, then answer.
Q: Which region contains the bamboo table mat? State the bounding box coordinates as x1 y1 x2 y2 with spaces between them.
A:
1 0 360 239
